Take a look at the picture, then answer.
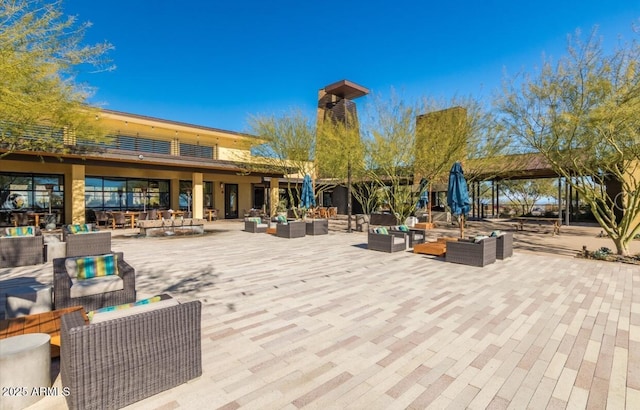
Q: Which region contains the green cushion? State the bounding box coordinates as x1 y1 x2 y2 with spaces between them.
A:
76 254 119 280
399 225 410 232
247 217 261 223
68 224 91 234
87 295 162 321
375 227 389 235
277 215 287 223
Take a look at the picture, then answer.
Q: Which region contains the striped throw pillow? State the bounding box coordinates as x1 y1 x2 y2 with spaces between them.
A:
5 226 35 237
87 295 163 321
76 254 119 280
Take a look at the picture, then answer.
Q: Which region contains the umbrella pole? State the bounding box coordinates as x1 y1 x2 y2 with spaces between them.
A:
460 215 464 238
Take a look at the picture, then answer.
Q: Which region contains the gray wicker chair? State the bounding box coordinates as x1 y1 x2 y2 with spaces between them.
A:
276 221 306 238
388 227 426 248
63 225 112 258
0 232 44 267
445 237 497 267
367 230 408 252
60 300 202 410
53 252 136 311
244 218 268 233
496 232 513 259
305 219 328 235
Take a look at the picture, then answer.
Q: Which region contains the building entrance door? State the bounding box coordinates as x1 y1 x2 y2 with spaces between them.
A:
224 184 238 219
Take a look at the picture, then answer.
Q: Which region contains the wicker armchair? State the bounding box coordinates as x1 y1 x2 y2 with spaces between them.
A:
63 225 112 258
244 217 268 233
496 232 513 259
53 252 136 311
367 230 408 253
276 221 306 238
445 237 497 267
305 219 328 235
389 227 426 248
60 300 202 410
0 232 44 267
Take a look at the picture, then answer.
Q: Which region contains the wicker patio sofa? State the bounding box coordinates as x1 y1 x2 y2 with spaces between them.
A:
244 217 268 233
276 220 306 238
53 252 136 311
305 219 328 235
0 226 44 268
445 236 497 267
496 232 513 259
60 298 202 410
389 225 426 248
367 229 408 253
63 224 112 257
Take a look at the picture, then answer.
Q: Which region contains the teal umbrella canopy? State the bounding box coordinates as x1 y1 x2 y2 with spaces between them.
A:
447 162 470 216
300 174 316 208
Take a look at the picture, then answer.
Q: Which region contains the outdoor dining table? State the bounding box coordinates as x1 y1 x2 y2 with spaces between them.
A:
111 211 139 229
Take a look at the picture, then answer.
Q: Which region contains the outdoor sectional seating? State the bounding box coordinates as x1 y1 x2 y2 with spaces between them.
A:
60 297 202 410
276 220 306 238
53 252 136 311
0 226 44 267
445 236 497 267
367 228 408 253
244 217 268 233
388 225 426 248
496 232 513 259
305 218 328 235
63 224 112 257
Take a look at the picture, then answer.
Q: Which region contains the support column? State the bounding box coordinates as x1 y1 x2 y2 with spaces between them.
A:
557 178 562 226
70 164 85 224
565 177 570 226
269 178 280 216
192 172 203 219
170 179 180 210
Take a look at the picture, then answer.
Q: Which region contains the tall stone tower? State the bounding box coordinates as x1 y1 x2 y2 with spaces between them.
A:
316 80 368 227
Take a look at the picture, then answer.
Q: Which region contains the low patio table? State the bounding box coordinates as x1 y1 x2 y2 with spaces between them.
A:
0 306 87 357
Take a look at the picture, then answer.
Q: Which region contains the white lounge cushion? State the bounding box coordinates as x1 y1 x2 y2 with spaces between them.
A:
393 237 405 245
70 275 124 298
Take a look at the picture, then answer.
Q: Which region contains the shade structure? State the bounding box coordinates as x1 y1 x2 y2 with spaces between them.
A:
447 162 471 238
300 174 316 209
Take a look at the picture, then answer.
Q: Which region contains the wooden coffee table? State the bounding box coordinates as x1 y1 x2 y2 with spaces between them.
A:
0 306 88 357
413 237 458 257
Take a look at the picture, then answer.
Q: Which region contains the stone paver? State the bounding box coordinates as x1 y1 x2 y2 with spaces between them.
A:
0 220 639 409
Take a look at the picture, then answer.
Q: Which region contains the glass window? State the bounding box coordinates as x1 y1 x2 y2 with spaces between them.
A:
86 177 169 210
0 172 65 226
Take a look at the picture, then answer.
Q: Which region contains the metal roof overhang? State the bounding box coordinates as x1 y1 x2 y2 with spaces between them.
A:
1 149 286 178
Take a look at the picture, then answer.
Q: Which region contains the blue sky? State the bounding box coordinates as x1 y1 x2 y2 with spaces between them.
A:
65 0 639 134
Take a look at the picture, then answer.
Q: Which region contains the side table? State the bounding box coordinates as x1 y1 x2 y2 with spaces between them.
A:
5 284 52 318
0 333 51 410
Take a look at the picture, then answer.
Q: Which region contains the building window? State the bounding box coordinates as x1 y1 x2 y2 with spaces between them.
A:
85 177 170 210
179 142 214 159
0 172 64 226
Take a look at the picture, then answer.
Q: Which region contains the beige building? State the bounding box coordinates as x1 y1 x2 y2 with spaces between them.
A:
0 109 285 226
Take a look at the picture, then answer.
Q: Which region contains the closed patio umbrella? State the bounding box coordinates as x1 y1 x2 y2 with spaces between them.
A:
447 162 471 238
300 174 316 209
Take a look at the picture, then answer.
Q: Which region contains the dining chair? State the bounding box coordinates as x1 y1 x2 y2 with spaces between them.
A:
147 209 158 220
138 212 148 221
111 212 126 229
94 211 110 227
161 210 172 220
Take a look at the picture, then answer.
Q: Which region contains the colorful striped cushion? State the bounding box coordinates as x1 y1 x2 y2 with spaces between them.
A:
68 224 91 234
5 226 35 237
76 254 119 280
87 295 163 321
247 217 261 223
276 215 287 223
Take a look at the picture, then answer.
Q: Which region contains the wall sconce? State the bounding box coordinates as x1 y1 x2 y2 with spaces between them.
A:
219 182 224 193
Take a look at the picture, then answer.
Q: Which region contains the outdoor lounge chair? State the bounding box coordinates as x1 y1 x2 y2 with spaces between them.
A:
389 225 426 248
244 217 268 233
53 252 136 311
62 224 112 257
276 220 306 238
367 228 408 252
60 297 202 410
0 226 44 267
495 232 513 259
445 236 496 267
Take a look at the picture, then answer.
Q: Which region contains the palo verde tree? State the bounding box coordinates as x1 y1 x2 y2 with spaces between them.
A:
498 27 640 255
0 0 114 157
248 110 316 217
360 91 422 224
